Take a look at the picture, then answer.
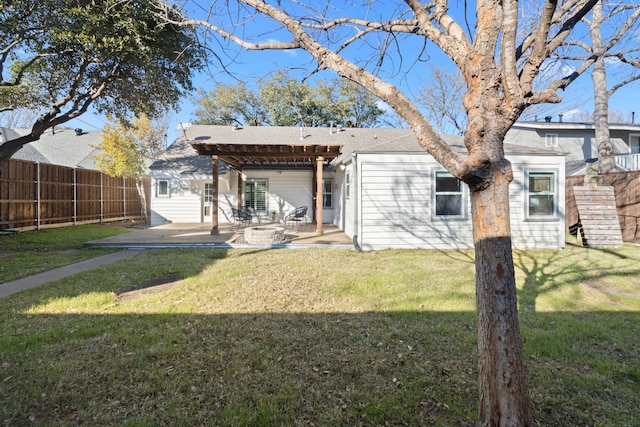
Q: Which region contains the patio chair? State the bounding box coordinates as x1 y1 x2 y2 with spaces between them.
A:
284 206 308 231
245 207 262 225
231 207 252 230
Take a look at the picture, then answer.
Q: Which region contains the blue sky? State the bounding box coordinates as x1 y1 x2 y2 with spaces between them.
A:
65 2 640 142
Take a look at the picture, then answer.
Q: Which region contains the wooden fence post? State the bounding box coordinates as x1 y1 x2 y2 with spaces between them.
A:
36 162 41 230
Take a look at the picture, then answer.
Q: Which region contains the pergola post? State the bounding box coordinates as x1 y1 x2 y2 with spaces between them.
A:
210 155 219 235
236 169 243 209
315 156 324 235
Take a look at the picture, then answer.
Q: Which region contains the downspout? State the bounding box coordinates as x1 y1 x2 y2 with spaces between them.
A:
352 153 362 251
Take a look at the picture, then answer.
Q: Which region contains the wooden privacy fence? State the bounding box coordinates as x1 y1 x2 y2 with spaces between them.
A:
566 170 640 243
0 158 151 231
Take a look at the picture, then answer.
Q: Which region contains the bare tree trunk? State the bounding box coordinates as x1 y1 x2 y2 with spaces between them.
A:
473 173 533 426
465 110 533 425
135 178 149 226
591 1 616 174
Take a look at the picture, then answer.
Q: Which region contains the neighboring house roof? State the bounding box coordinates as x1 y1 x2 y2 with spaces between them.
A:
151 125 563 172
512 120 640 132
1 127 103 169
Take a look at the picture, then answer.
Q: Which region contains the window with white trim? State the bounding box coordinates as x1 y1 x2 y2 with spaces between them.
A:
545 133 558 148
434 171 464 217
244 179 268 214
527 172 556 217
322 178 333 208
203 182 213 216
157 179 170 197
345 172 351 199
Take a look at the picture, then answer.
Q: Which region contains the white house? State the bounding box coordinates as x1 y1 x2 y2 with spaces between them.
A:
149 125 566 250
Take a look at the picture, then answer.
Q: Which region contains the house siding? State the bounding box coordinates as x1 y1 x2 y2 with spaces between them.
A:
509 162 566 249
353 152 565 250
151 169 322 226
342 162 356 238
150 172 213 225
243 170 314 223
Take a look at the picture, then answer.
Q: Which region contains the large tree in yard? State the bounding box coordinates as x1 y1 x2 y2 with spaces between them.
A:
0 0 203 170
193 71 384 127
162 1 635 424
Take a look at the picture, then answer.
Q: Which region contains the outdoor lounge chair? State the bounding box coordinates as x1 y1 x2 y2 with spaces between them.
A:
245 207 262 225
284 206 308 231
231 207 252 230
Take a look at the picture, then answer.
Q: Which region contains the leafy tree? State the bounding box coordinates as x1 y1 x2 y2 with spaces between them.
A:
193 82 267 126
93 114 166 225
193 72 384 127
162 1 639 424
0 0 203 170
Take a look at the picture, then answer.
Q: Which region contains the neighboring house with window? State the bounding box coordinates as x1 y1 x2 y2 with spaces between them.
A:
504 119 640 174
149 125 566 250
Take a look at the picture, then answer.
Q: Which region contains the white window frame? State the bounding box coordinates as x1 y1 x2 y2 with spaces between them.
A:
322 178 333 209
204 182 213 204
243 178 268 214
345 172 351 199
545 133 559 148
156 179 170 197
629 133 640 154
525 170 558 220
203 182 213 217
432 170 466 219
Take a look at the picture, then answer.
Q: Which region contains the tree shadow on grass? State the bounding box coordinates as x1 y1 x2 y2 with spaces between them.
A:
1 245 639 426
515 244 640 314
1 309 639 426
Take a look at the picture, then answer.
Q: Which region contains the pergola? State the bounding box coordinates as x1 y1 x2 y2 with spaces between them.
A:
190 142 343 235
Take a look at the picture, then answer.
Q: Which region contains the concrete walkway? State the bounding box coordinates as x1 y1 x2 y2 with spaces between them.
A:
0 250 143 298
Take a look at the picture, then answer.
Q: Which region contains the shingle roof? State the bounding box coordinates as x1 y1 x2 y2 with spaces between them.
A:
512 121 640 132
2 127 104 169
150 124 563 172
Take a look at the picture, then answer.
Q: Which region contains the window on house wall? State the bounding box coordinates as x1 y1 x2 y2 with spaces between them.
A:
434 171 464 217
244 179 267 214
630 134 640 154
203 182 213 216
157 179 170 197
345 172 351 199
323 178 333 208
545 133 559 148
527 172 556 217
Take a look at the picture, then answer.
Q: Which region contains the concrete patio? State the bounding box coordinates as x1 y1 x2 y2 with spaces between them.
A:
85 222 355 250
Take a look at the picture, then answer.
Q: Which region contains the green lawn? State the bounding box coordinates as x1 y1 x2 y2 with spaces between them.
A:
0 224 130 283
0 228 638 426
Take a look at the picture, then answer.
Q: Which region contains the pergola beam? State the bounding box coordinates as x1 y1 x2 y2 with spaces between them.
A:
191 142 342 234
